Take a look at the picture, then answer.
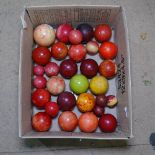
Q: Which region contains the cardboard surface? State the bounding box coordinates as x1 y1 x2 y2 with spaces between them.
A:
0 0 155 153
19 5 132 139
27 6 121 27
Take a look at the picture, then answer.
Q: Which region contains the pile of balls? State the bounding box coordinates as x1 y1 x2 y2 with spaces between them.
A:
31 23 118 133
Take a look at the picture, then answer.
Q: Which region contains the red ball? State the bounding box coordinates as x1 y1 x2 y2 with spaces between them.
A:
99 114 117 132
79 112 98 133
32 112 51 132
33 76 47 89
60 59 77 79
69 44 86 62
33 65 44 76
32 47 51 65
45 102 59 118
51 42 68 60
69 30 83 44
56 24 73 43
99 42 118 59
44 62 59 77
80 59 98 78
95 24 112 42
99 60 117 79
58 111 78 131
32 89 51 108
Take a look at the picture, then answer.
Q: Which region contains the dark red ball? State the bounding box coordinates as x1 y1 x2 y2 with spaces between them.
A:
96 95 107 107
80 59 98 78
60 59 78 79
99 114 117 132
57 91 76 111
93 105 105 117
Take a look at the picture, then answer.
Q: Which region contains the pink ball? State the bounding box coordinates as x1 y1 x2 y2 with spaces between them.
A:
44 62 59 77
33 76 47 89
33 65 44 76
69 30 83 44
69 44 86 62
46 76 65 95
56 24 73 43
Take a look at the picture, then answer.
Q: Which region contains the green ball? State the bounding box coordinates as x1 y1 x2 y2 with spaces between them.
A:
70 74 89 94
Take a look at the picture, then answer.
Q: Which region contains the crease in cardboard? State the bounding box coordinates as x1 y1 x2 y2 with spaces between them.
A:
21 11 27 29
18 30 24 137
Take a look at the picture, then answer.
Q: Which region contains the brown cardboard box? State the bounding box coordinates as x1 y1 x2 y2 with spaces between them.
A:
19 5 132 139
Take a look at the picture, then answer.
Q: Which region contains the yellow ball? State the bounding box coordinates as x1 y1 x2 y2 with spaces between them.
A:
76 93 95 112
90 76 109 95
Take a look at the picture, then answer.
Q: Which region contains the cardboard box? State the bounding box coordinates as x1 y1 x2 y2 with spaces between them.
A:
19 5 133 139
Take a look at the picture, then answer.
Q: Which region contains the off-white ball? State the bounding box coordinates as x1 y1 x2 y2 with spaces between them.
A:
86 41 99 55
34 24 55 46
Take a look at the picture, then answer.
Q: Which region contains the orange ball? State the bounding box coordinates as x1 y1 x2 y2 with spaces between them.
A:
79 112 98 133
58 111 78 132
76 93 95 112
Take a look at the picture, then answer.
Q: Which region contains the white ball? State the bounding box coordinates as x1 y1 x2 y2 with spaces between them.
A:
34 24 55 46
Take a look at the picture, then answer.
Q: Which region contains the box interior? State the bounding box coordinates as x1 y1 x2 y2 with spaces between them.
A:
19 6 132 139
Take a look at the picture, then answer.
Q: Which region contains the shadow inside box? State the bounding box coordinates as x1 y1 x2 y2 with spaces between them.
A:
24 139 128 149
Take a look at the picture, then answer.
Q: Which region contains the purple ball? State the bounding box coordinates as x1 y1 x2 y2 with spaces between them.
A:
57 91 76 111
96 95 108 107
93 105 105 117
77 23 94 43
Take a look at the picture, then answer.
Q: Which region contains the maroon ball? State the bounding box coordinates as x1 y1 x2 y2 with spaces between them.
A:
57 91 76 111
96 95 107 107
60 59 78 79
99 114 117 132
93 105 105 117
80 59 98 78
